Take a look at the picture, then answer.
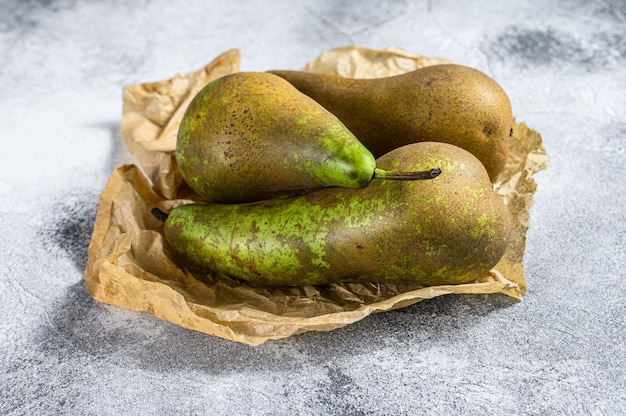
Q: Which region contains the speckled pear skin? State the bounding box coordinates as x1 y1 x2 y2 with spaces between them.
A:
163 142 512 287
176 72 376 204
269 64 513 181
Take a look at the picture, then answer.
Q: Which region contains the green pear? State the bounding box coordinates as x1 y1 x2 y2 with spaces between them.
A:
156 142 511 287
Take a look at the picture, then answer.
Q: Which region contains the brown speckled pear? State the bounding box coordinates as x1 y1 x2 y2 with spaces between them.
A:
159 142 512 287
269 64 514 181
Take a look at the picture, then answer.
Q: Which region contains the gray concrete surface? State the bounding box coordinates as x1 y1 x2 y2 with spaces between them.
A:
1 1 625 415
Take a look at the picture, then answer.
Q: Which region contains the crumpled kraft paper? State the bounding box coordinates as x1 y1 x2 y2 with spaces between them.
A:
83 46 548 345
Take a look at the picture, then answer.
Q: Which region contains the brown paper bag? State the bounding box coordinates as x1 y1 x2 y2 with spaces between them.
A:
83 46 548 345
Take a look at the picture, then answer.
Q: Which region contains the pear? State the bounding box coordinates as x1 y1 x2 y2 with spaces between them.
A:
176 72 435 203
269 64 514 181
155 142 511 287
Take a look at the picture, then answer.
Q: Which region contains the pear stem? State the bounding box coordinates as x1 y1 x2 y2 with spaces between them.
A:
373 167 441 181
152 207 169 223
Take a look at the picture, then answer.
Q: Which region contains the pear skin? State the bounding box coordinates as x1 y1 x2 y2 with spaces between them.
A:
269 65 514 181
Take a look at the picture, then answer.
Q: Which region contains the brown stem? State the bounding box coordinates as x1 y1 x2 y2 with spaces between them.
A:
373 167 441 180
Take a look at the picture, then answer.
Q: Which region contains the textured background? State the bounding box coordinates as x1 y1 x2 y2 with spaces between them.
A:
1 0 625 415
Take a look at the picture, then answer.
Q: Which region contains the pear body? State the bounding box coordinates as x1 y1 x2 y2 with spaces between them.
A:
176 72 376 203
163 142 512 286
269 64 513 181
